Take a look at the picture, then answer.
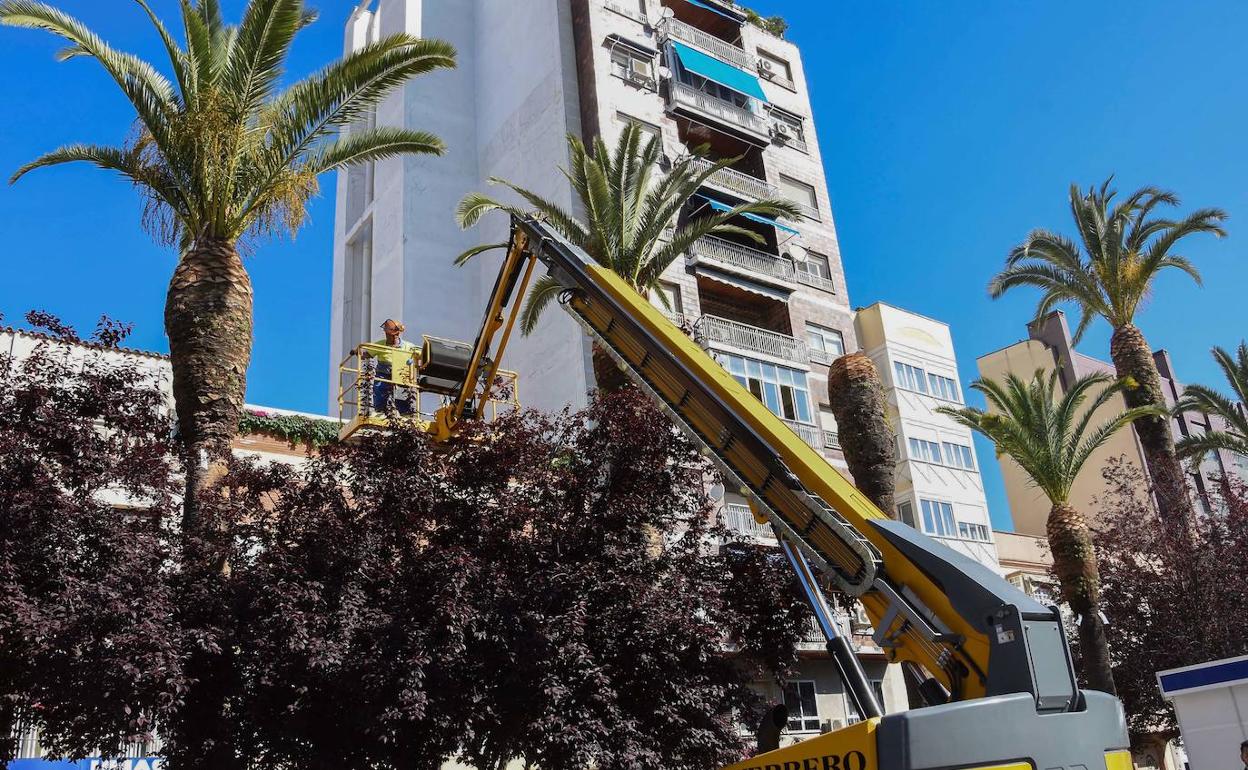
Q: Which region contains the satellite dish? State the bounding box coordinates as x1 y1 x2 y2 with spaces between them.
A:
660 6 675 19
785 243 808 263
658 65 672 80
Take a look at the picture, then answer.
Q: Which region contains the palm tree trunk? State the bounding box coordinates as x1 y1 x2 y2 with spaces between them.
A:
165 236 254 526
163 236 252 770
825 353 895 514
1108 324 1195 528
1046 502 1116 695
591 339 629 393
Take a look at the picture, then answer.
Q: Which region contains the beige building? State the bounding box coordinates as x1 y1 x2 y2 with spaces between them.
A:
977 311 1247 537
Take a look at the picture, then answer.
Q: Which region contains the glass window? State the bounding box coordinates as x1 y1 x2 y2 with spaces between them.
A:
920 499 956 538
770 109 807 147
651 281 682 315
897 500 915 528
779 175 819 218
958 522 990 542
783 681 820 732
893 361 928 393
617 111 662 146
722 353 813 425
908 437 942 464
928 373 961 402
942 442 975 470
806 323 845 358
796 251 830 279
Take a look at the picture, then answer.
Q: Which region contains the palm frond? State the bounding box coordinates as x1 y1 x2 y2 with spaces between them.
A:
305 127 444 174
518 275 567 336
452 241 509 267
223 0 307 118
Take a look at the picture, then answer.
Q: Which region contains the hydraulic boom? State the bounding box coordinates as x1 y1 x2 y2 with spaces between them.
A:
420 215 1131 770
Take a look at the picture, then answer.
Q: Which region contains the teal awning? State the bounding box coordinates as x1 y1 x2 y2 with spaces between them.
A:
699 196 800 236
670 41 768 103
683 0 744 22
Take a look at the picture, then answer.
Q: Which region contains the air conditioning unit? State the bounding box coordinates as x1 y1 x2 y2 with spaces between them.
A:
773 121 793 139
758 59 776 78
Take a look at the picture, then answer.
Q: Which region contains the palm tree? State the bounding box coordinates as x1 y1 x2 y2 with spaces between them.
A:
825 352 895 513
936 369 1165 694
2 0 455 517
1174 342 1248 462
2 4 454 768
454 123 801 387
989 178 1226 527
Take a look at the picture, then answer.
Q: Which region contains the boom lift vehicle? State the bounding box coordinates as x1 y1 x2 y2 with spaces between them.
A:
343 214 1132 770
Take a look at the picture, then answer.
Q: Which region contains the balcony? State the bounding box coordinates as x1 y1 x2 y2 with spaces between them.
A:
668 81 770 141
688 156 779 200
721 502 774 540
822 430 841 450
687 235 793 287
659 17 756 71
782 418 823 450
694 314 808 365
794 269 836 294
809 347 833 366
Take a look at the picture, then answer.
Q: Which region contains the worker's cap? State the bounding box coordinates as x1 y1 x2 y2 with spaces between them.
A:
380 319 405 333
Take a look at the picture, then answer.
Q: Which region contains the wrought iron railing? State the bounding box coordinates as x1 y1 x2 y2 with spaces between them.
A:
823 430 841 450
694 315 807 364
782 417 823 450
661 17 756 70
669 81 769 137
688 235 793 282
721 502 774 540
794 268 836 293
687 157 779 200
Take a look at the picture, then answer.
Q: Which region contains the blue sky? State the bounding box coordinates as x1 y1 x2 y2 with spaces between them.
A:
1 1 1245 531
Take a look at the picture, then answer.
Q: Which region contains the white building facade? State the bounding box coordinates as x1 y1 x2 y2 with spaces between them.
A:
330 0 906 741
854 303 999 569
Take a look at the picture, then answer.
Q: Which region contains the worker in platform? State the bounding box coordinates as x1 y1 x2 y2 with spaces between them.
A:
367 318 419 415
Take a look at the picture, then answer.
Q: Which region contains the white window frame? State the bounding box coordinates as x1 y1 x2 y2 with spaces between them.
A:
806 323 845 364
908 437 943 464
757 48 794 87
609 45 656 87
942 441 975 470
893 361 928 394
651 280 684 317
783 680 821 733
927 372 961 402
958 521 991 542
616 111 663 146
723 354 814 425
919 498 957 538
778 174 820 220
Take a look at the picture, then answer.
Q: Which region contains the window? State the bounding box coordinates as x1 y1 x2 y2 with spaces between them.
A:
908 437 942 464
919 499 956 538
806 323 844 365
610 46 655 85
616 111 662 146
897 500 915 528
723 354 813 424
769 108 807 150
652 281 683 316
820 408 840 448
943 441 975 470
958 521 991 542
779 175 819 219
793 251 834 292
757 49 794 86
893 361 927 393
928 373 960 402
605 0 648 21
783 681 820 732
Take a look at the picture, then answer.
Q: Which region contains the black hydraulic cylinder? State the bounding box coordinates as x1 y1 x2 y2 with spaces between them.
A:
827 634 883 720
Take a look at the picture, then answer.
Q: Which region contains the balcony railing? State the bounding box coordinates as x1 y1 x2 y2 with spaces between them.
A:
782 418 823 450
823 430 841 450
809 347 833 366
661 17 756 70
694 315 808 364
688 235 793 284
794 269 836 294
668 81 769 138
688 157 779 200
721 502 774 540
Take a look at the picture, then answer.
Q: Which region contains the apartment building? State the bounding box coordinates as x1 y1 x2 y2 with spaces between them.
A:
978 311 1248 537
329 0 902 743
853 303 999 569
